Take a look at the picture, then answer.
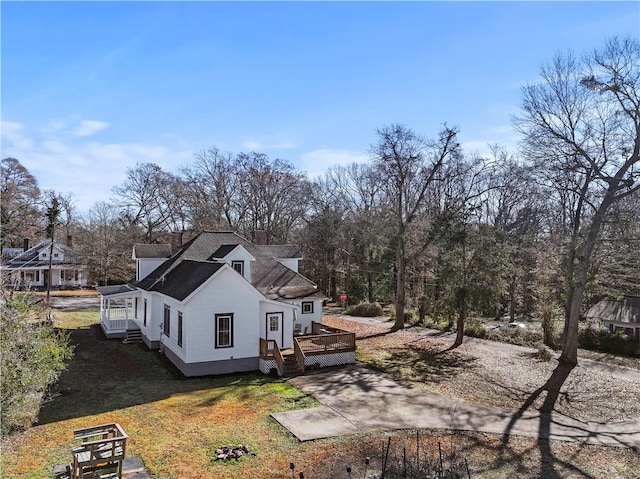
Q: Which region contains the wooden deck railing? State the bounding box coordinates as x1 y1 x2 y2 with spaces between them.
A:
293 338 306 374
259 338 285 375
294 322 356 356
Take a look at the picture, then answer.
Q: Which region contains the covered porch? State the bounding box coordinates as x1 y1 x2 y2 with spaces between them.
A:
96 284 140 339
259 321 356 377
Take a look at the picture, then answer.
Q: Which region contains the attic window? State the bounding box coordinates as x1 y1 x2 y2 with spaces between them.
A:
54 253 59 258
302 301 314 314
232 261 244 276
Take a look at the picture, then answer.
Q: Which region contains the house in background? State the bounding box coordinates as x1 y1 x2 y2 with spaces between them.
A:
586 297 640 342
97 231 355 377
1 238 87 290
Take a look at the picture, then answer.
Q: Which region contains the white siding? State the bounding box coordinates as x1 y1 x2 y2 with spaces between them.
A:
222 246 255 281
289 299 323 333
259 302 295 350
276 258 299 272
180 268 263 364
137 258 167 281
160 296 186 362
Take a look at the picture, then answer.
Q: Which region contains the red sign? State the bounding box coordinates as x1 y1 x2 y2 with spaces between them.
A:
339 293 347 302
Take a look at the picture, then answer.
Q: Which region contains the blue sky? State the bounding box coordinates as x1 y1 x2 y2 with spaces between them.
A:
2 1 638 212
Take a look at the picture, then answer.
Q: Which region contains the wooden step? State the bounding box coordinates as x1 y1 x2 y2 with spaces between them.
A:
123 329 142 344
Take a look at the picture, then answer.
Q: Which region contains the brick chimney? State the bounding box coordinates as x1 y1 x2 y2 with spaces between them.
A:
171 231 184 254
66 235 73 247
254 230 267 245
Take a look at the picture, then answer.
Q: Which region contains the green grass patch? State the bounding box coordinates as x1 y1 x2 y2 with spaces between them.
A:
52 309 99 329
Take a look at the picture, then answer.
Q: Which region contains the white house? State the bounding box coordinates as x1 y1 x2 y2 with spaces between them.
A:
97 231 355 377
1 238 87 289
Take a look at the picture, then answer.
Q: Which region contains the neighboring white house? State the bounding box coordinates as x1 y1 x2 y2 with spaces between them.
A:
97 231 355 377
1 238 88 289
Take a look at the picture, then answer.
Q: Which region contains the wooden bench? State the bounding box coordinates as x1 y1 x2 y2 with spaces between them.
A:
71 423 127 479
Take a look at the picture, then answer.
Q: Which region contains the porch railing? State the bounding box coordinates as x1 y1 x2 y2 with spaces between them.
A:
102 317 127 331
107 307 135 320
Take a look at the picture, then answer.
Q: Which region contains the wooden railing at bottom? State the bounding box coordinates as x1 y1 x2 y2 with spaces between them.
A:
71 423 127 479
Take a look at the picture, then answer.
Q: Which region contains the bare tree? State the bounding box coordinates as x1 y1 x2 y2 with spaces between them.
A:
112 163 180 242
0 158 42 248
181 147 239 232
372 124 461 330
76 201 134 285
235 152 311 244
515 37 640 366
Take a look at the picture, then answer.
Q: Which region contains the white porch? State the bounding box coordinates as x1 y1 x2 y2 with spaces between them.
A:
96 284 141 338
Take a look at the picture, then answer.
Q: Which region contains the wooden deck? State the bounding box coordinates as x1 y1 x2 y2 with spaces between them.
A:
260 322 356 376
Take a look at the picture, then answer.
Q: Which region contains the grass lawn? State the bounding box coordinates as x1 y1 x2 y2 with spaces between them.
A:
2 311 638 479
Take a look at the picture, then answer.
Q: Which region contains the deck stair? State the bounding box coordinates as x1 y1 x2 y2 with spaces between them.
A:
123 328 142 344
281 351 303 377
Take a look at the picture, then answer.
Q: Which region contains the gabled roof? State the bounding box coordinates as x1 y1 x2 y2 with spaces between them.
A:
132 244 172 259
3 239 83 268
149 260 225 301
134 231 318 301
586 298 640 325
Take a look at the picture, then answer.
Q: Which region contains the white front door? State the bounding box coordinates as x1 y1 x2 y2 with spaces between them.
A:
266 313 283 349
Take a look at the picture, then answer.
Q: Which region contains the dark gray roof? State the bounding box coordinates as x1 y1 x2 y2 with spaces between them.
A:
135 231 318 301
133 244 172 259
586 298 640 325
259 244 302 259
210 244 239 259
149 260 224 301
96 284 138 296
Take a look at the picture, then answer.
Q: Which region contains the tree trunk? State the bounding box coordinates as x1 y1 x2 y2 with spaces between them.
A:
394 236 406 330
454 294 466 347
559 198 611 366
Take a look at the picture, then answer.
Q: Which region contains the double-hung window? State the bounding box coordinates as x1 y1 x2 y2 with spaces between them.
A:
215 314 233 348
177 312 183 347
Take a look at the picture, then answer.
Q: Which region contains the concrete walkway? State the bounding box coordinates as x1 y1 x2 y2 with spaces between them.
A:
272 365 640 448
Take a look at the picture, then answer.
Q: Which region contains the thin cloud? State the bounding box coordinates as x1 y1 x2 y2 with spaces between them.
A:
1 121 34 150
1 118 192 212
72 120 110 137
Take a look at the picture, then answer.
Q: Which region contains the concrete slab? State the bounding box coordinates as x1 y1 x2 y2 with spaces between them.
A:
279 365 640 448
272 406 360 441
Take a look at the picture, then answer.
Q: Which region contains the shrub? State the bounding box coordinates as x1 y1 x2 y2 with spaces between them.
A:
346 302 383 317
0 288 73 436
388 304 417 323
578 326 639 356
464 319 487 339
485 328 543 348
